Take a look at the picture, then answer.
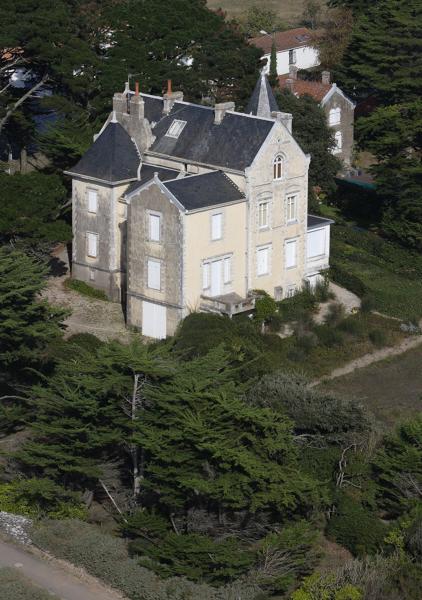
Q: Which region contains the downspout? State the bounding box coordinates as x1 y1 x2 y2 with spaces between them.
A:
245 167 252 296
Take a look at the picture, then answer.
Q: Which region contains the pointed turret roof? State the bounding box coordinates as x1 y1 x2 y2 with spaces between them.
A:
245 73 279 119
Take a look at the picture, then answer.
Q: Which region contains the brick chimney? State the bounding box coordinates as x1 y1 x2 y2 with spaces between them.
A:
289 65 298 80
285 78 294 93
322 71 331 85
214 101 235 125
129 81 145 120
163 79 184 115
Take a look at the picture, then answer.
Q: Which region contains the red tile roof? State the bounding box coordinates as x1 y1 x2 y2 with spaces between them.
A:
250 28 314 54
278 76 332 103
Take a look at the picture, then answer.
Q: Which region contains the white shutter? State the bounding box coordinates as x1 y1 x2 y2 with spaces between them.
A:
88 189 97 213
223 257 231 283
307 228 326 259
147 259 161 290
142 301 166 339
87 233 98 258
285 240 297 269
211 213 222 240
149 214 160 241
257 247 269 276
202 262 210 290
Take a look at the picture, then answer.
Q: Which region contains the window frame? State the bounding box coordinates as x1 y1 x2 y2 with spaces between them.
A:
87 188 98 214
273 154 284 181
164 119 187 139
289 49 297 65
284 238 298 270
258 200 269 230
333 130 343 153
211 212 223 241
286 194 298 224
86 232 98 258
147 257 161 291
148 211 161 243
256 244 271 277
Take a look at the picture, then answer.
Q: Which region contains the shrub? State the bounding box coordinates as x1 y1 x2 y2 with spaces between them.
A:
64 278 108 301
324 303 346 327
296 333 318 353
338 317 367 338
315 326 345 347
255 294 277 323
278 288 317 322
369 329 387 347
267 313 284 332
66 333 104 353
291 572 363 600
326 495 387 557
314 278 331 303
361 295 376 313
0 568 54 600
330 265 367 298
32 519 258 600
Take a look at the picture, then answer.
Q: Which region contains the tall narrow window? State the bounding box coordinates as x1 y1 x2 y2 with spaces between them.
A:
286 194 297 223
289 49 297 65
273 155 284 180
87 232 98 258
329 107 341 126
223 256 231 284
258 201 269 229
211 213 223 241
257 246 270 276
87 189 97 213
285 239 297 269
202 262 210 290
147 258 161 290
149 213 161 242
334 131 342 153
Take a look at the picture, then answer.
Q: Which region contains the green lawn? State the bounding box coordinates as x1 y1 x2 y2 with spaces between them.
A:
207 0 327 25
318 344 422 427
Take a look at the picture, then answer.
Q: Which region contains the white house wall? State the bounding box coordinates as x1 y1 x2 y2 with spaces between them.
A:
262 46 320 75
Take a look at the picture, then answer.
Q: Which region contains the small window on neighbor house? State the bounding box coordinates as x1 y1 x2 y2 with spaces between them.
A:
87 189 98 213
334 131 343 152
286 194 297 223
87 232 98 258
289 49 297 65
329 107 341 126
285 239 297 269
211 213 223 241
149 213 161 242
165 119 187 139
258 201 269 229
273 155 284 180
147 258 161 290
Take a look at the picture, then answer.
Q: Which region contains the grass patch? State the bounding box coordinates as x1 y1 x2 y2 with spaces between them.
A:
330 226 422 320
0 568 56 600
64 278 108 301
206 0 326 24
318 344 422 427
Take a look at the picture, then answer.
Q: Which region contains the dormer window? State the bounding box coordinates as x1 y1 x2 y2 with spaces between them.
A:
273 155 284 180
165 119 187 139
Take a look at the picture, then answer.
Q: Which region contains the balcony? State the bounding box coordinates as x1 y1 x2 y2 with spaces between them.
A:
200 292 256 318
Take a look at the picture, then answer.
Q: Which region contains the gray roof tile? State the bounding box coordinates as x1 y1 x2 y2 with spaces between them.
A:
245 74 279 118
125 164 180 196
163 171 245 211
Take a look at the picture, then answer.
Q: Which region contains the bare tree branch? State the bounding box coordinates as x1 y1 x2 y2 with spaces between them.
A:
0 74 49 134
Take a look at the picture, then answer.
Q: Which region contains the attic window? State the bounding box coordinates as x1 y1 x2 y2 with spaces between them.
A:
165 119 187 139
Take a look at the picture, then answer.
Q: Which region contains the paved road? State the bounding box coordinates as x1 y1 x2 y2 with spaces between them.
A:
0 539 123 600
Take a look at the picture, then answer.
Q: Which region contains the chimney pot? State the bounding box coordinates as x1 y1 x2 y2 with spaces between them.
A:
135 81 139 96
163 86 184 115
322 71 331 85
167 79 172 94
214 101 235 125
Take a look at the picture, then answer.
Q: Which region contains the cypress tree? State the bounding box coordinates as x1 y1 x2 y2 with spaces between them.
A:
268 40 278 88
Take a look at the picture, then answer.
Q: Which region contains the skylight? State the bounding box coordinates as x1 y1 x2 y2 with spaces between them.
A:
165 119 187 139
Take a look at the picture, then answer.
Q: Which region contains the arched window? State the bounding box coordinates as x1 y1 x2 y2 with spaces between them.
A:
329 107 341 126
273 155 284 180
334 131 342 153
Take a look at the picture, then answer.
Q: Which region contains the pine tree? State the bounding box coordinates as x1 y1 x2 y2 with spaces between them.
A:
268 40 278 88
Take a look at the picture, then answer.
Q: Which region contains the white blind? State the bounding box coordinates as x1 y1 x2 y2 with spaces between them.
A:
285 240 297 269
257 247 269 276
202 262 210 290
211 213 222 240
223 257 231 283
307 228 326 258
147 259 161 290
88 189 97 213
149 214 160 241
87 233 98 258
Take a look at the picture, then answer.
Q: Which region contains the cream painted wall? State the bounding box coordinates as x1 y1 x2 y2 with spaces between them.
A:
183 201 247 310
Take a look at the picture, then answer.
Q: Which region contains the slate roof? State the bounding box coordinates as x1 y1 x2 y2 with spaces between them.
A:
307 215 334 229
162 171 245 211
250 28 314 54
67 122 140 182
245 74 279 118
141 95 274 172
279 76 332 103
125 164 180 196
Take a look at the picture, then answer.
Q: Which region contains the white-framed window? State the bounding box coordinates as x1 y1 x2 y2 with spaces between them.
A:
286 286 296 298
286 194 297 223
273 155 284 180
329 107 341 126
87 232 98 258
257 245 271 276
148 212 161 242
223 256 231 284
289 49 297 65
147 258 161 290
211 212 223 241
333 131 342 153
285 238 297 269
165 119 187 139
202 262 210 290
307 227 327 259
87 189 98 213
258 201 269 229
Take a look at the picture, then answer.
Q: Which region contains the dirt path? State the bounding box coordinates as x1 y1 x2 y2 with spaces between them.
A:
0 538 125 600
310 332 422 387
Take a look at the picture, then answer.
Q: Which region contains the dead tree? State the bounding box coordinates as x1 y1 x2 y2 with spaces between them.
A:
123 373 147 501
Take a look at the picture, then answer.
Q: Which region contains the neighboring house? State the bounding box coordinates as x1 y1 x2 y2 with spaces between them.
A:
279 69 355 167
250 28 319 76
66 78 332 339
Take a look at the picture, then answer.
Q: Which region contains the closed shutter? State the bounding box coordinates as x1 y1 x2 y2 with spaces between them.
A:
149 214 160 241
147 259 161 290
223 257 231 283
285 239 297 269
202 262 210 290
257 247 269 276
307 228 326 259
211 213 222 240
88 189 97 213
142 301 166 339
87 233 98 258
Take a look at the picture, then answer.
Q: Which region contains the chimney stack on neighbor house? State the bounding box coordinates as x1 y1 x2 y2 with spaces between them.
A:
322 71 331 85
285 78 295 93
214 101 235 125
130 81 145 120
289 65 298 80
163 79 184 115
271 111 293 134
